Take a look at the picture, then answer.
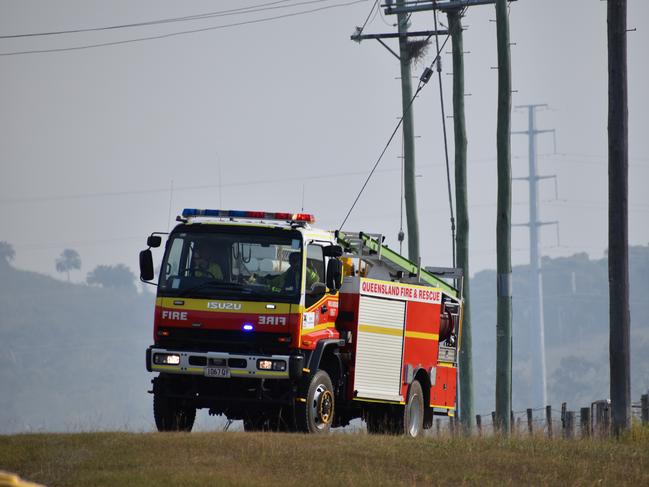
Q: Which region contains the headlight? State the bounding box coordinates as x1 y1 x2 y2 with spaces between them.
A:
257 359 286 371
153 353 181 365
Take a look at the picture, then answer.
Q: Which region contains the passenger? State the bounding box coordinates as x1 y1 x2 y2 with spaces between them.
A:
269 252 318 291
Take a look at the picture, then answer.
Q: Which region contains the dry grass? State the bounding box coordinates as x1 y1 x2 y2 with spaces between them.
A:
1 428 648 486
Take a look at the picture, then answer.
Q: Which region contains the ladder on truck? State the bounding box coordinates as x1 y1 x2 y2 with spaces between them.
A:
335 231 462 299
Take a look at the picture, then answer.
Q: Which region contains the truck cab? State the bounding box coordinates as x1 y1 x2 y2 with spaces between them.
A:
141 209 344 432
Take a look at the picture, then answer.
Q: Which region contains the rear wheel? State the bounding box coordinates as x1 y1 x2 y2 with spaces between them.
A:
153 392 196 432
296 370 335 433
403 380 424 437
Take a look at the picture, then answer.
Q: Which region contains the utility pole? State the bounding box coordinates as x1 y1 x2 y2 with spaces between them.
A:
448 3 474 431
607 0 630 435
397 0 420 263
495 0 512 434
512 105 557 409
383 0 510 431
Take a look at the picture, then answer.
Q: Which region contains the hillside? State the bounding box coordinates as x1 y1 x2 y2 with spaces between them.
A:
0 263 156 433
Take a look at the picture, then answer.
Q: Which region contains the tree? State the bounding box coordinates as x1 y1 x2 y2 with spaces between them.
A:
87 264 136 290
0 241 15 266
55 249 81 282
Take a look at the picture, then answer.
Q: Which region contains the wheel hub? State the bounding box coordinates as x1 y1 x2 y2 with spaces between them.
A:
311 384 334 428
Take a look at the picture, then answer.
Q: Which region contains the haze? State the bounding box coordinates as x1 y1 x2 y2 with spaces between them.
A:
1 0 648 281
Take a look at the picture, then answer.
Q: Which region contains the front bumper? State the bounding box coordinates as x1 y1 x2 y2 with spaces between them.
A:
147 346 300 380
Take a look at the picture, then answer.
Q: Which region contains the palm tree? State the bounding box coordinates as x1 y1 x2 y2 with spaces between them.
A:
0 241 15 266
56 248 81 282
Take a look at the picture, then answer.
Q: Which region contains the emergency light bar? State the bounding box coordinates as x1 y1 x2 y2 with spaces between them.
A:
182 208 315 224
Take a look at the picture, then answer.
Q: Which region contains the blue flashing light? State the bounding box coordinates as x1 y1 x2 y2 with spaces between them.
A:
242 323 254 332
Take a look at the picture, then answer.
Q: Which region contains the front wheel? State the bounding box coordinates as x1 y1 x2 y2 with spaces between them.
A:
296 370 335 433
153 392 196 432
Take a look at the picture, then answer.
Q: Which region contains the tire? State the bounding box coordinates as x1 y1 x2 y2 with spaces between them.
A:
296 370 335 433
403 380 424 437
153 392 196 432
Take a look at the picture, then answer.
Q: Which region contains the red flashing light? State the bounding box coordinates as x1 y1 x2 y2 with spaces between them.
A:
292 213 315 223
246 211 266 218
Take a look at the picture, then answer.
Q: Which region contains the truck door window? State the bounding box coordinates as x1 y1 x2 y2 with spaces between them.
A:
305 244 325 308
162 237 185 286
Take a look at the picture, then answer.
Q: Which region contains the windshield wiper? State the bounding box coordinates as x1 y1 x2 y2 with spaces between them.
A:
178 280 249 296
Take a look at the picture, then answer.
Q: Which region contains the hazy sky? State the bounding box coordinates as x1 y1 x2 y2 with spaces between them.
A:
1 0 647 282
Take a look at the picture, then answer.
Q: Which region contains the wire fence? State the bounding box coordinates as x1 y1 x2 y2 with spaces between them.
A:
427 389 649 439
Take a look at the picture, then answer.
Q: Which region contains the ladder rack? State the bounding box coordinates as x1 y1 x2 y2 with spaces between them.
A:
335 231 460 298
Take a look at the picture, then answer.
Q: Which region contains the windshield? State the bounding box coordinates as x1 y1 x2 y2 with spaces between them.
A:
158 227 303 302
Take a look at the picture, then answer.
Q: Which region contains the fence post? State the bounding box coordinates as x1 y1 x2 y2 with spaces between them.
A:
561 402 567 437
580 407 591 438
527 408 533 435
436 418 441 436
450 416 456 437
546 405 553 439
565 411 575 439
476 414 482 437
491 411 496 434
511 411 515 435
641 394 648 425
603 403 611 437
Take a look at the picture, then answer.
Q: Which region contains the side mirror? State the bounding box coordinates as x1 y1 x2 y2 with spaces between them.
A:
323 245 343 258
139 249 155 281
147 235 162 248
326 258 342 292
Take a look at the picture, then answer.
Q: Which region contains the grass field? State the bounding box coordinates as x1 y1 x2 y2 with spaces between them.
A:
1 428 649 486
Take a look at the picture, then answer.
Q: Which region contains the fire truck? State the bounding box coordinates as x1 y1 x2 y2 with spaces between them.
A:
139 209 463 436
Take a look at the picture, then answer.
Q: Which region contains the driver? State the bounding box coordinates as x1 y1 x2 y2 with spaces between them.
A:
192 244 224 279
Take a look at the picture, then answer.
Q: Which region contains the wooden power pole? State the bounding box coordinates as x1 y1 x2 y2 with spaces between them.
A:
396 0 421 263
495 0 512 434
448 5 474 431
607 0 630 435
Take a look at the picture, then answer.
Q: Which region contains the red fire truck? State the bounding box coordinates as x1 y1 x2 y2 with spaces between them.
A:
140 209 463 436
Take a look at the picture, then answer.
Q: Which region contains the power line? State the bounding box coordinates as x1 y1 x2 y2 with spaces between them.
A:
0 0 299 39
0 166 407 205
355 0 380 36
0 0 367 56
432 0 456 267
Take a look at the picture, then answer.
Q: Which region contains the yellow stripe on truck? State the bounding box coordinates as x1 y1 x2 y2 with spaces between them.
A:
357 325 438 341
156 297 292 314
358 324 403 337
405 331 439 341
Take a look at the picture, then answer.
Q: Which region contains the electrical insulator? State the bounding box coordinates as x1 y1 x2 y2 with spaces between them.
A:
398 230 405 242
420 67 433 84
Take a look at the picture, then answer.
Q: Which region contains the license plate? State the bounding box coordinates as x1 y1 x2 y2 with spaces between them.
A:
204 366 230 378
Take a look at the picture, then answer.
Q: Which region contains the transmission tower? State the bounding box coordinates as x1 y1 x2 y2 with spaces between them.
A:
512 104 558 408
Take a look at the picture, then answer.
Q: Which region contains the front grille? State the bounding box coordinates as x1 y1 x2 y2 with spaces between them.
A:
156 328 292 355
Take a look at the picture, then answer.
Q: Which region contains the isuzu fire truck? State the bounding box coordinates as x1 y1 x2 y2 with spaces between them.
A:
139 209 463 436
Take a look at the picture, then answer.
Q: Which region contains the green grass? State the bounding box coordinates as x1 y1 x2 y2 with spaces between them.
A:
1 428 649 486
